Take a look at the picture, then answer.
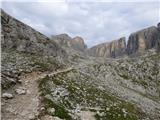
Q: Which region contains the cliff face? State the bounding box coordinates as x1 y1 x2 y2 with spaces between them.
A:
1 9 66 58
87 25 160 58
87 37 126 58
127 26 160 55
52 34 87 52
71 36 87 52
52 34 72 47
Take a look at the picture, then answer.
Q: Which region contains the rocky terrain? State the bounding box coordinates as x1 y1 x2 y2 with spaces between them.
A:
1 9 160 120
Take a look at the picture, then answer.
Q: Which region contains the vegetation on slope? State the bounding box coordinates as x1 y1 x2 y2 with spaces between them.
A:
39 69 144 120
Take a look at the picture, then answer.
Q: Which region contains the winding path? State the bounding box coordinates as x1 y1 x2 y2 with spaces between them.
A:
2 67 73 120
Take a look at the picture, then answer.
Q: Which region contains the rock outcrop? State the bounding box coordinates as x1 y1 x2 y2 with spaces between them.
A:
127 26 160 55
87 25 160 58
71 36 87 52
1 9 66 57
52 34 87 52
52 33 72 47
87 37 126 58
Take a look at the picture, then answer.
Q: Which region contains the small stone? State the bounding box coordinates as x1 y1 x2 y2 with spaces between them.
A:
15 87 26 95
40 107 45 111
47 108 55 114
52 116 63 120
28 114 35 120
2 93 13 99
106 107 110 111
17 79 22 83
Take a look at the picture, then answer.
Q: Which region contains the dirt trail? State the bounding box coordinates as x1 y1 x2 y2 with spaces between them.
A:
2 67 73 120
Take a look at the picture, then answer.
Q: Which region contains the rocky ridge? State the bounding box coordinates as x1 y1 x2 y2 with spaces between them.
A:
88 25 160 57
52 24 160 58
87 37 126 58
52 34 87 52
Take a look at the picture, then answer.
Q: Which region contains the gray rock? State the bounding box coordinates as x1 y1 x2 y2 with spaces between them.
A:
71 36 87 52
87 37 126 58
1 9 67 58
42 115 63 120
52 34 87 52
2 92 13 99
127 26 160 55
15 87 26 95
47 108 55 114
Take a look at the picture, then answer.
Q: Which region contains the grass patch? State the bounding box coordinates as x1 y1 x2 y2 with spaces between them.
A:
42 98 72 120
38 68 144 120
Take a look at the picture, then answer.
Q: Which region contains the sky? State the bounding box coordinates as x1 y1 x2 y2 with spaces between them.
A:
1 0 160 47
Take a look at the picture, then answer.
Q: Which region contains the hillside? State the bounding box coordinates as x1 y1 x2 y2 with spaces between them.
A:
1 9 160 120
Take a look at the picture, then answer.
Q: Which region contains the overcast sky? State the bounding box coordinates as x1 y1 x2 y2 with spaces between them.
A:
1 0 160 47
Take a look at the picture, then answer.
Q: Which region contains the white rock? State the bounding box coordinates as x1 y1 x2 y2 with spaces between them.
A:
40 107 45 111
2 93 13 99
53 116 63 120
47 108 55 114
15 87 26 95
28 114 35 120
42 115 63 120
106 107 110 111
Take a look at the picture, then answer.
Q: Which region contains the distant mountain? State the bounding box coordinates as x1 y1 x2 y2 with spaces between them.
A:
52 25 160 58
52 34 87 52
87 25 160 58
87 37 126 58
127 26 160 55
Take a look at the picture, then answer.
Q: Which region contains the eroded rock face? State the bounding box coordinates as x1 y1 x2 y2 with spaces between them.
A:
127 26 160 55
71 36 87 52
87 37 126 58
52 34 87 52
52 33 72 47
157 23 160 52
1 9 66 58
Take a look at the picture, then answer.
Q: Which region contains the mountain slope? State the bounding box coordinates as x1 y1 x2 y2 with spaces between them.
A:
1 9 160 120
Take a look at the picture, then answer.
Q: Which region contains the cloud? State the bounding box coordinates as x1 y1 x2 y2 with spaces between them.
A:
1 1 159 47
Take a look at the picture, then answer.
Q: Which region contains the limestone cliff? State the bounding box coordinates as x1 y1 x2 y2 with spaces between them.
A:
71 36 87 52
87 37 126 58
52 33 72 47
127 26 160 55
52 34 87 52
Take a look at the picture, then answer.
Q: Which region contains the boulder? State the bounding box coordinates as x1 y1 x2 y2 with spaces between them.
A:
15 87 26 95
2 92 13 99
